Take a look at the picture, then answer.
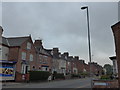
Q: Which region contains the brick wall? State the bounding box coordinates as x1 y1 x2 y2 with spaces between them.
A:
8 47 19 61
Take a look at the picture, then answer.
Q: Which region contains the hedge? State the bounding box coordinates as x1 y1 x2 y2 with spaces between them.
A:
29 71 50 81
71 74 80 78
54 73 65 79
100 75 113 80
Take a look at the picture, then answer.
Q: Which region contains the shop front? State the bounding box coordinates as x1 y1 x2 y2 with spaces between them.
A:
0 60 16 81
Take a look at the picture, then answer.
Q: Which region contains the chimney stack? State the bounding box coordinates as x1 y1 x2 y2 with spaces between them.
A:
63 52 69 57
52 48 59 58
74 56 79 60
34 39 43 49
0 26 3 37
0 26 3 44
53 48 59 54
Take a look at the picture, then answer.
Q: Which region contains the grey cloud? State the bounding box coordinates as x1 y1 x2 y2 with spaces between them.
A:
2 2 118 66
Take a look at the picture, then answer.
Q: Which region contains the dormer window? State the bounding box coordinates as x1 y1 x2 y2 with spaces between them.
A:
27 42 31 49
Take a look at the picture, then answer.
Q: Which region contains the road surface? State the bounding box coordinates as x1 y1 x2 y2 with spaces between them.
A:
2 78 91 88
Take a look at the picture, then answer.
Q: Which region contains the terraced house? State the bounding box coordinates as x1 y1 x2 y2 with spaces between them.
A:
34 40 52 72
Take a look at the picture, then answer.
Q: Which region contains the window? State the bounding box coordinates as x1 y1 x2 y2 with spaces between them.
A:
65 56 67 59
46 68 48 71
0 48 2 57
39 66 41 70
44 56 47 64
32 66 36 71
51 51 53 55
21 64 24 74
27 42 31 49
21 52 26 60
59 54 61 57
30 54 33 61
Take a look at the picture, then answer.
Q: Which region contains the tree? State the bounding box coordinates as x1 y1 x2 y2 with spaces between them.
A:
103 64 113 75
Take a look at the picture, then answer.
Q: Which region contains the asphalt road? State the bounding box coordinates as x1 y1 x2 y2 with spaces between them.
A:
2 78 91 88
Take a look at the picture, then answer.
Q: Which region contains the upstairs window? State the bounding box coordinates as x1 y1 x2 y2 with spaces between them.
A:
65 56 67 59
59 54 61 57
22 52 26 60
30 54 33 61
27 42 31 50
0 48 2 57
51 51 53 55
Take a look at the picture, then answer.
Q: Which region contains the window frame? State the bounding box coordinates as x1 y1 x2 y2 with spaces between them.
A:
30 54 33 61
21 52 26 60
27 42 31 50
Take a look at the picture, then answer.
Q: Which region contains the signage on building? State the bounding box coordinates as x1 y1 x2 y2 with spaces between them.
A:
0 61 16 81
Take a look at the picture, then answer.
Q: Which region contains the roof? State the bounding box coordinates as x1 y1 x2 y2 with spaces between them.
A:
2 37 9 46
2 36 30 47
44 49 53 57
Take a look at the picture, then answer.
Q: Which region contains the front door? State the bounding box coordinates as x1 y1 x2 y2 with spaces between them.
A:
25 66 28 74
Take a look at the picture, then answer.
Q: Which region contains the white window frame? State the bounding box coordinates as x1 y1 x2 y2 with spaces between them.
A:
27 42 31 50
21 64 26 74
30 54 33 61
21 52 26 60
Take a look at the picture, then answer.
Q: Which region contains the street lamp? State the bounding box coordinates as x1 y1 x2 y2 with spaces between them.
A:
81 6 92 88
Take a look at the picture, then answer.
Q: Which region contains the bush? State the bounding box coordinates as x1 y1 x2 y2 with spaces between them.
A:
54 73 65 79
100 75 110 80
29 71 50 81
80 72 89 76
71 74 79 78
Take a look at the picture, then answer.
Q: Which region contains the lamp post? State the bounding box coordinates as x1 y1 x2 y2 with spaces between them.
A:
81 6 92 88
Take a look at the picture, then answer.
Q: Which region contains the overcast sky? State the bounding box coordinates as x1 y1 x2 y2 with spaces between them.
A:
1 2 119 66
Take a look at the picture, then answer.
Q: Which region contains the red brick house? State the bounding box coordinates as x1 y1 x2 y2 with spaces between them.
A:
6 36 36 81
84 63 89 73
68 56 78 74
74 56 85 74
111 21 120 87
88 62 103 76
62 52 71 74
34 40 52 72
